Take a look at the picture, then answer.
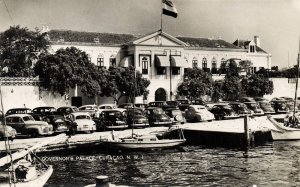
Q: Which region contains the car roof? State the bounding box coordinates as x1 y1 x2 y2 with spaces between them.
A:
71 112 91 116
6 114 32 117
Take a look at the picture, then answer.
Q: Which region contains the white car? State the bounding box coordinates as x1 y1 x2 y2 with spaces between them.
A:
185 105 215 122
68 112 96 133
96 104 118 118
78 105 98 117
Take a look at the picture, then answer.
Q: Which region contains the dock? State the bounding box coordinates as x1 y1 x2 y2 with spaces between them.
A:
0 115 276 153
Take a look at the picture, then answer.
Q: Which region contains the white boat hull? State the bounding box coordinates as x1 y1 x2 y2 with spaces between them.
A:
268 116 300 140
0 165 53 187
105 139 186 149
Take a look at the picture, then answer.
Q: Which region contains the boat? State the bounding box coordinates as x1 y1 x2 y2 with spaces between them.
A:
268 115 300 140
101 127 186 150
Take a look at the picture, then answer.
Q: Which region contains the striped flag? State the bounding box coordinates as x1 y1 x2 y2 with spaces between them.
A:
162 0 178 18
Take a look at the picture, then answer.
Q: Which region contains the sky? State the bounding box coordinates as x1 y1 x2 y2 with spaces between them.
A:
1 0 300 68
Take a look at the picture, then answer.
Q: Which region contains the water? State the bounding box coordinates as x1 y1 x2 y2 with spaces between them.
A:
43 141 300 186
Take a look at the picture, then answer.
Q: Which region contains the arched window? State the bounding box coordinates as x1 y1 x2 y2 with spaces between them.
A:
211 57 217 74
221 58 226 67
202 57 207 69
220 58 227 74
142 57 149 75
192 57 198 68
109 54 116 67
97 53 104 67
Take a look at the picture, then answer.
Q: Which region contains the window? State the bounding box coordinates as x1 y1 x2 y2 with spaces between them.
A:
109 58 116 67
250 45 255 53
157 67 166 75
141 57 148 74
211 57 217 74
192 57 198 68
202 57 207 69
97 54 104 67
172 67 180 75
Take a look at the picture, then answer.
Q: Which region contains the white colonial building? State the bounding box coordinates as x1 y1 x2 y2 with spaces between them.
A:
48 29 271 104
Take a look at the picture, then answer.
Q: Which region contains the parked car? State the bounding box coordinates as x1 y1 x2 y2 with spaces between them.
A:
56 106 79 116
191 99 207 106
209 104 239 120
5 108 33 116
123 108 149 128
42 115 70 133
258 101 275 114
78 105 98 117
5 114 53 137
184 105 215 122
96 110 128 131
96 104 118 118
32 106 57 121
176 99 191 111
240 97 256 103
134 103 148 111
228 102 252 116
148 101 176 110
164 108 185 125
67 112 96 133
0 123 17 140
118 103 134 109
254 97 270 102
244 102 264 116
144 107 172 126
270 100 289 113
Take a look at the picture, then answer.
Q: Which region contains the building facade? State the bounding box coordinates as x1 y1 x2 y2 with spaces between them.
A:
48 29 271 104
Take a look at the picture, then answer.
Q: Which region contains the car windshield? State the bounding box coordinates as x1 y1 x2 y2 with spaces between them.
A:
260 102 271 107
128 109 143 116
75 115 91 120
23 116 34 121
152 108 164 114
166 101 177 106
178 100 188 104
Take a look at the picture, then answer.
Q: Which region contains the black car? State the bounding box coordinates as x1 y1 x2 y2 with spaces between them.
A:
270 100 289 113
144 107 172 126
228 102 252 117
148 101 177 110
209 104 239 120
176 99 191 111
32 106 57 121
164 108 185 125
96 110 128 131
42 115 70 134
123 108 149 128
5 108 33 116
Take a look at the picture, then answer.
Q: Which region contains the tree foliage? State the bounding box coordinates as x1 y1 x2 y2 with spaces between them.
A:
0 25 49 77
241 74 274 97
211 80 224 102
34 47 111 98
177 68 213 100
109 66 150 103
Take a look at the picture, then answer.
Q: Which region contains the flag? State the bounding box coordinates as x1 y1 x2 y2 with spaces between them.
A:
162 0 178 18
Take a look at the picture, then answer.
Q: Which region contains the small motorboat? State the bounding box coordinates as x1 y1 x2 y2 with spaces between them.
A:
101 128 186 150
267 115 300 140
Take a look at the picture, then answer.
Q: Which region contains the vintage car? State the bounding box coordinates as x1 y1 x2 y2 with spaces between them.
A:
96 110 128 131
191 98 207 107
148 101 178 110
270 100 289 114
244 102 264 116
56 106 79 116
32 106 56 121
5 114 53 137
164 108 185 125
78 105 98 117
258 101 275 114
96 104 119 117
176 99 191 111
42 115 69 133
228 102 252 117
184 105 215 122
254 97 270 102
144 107 172 126
67 112 96 133
118 103 134 109
134 103 148 111
209 104 239 120
123 108 149 128
240 97 256 103
0 123 17 140
5 108 33 116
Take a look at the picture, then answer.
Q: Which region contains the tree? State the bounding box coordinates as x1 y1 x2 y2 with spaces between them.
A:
211 80 224 102
177 68 213 100
0 25 49 77
109 66 150 104
239 60 253 74
34 47 111 98
222 60 241 101
241 74 274 97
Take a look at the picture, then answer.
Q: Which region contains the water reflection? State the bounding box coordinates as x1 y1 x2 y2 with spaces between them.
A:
44 142 300 186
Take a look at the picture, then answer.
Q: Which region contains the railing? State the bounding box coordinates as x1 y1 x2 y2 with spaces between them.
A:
0 77 41 86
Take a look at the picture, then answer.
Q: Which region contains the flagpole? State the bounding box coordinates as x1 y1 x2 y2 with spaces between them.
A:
161 0 163 31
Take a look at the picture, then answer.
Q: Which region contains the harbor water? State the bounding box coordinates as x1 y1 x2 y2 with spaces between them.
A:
43 141 300 186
